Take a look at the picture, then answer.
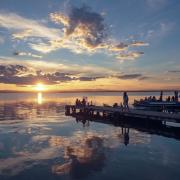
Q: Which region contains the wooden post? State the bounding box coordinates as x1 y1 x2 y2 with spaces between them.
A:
72 106 76 114
65 106 70 115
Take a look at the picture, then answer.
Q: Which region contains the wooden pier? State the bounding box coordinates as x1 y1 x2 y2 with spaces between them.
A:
65 105 180 124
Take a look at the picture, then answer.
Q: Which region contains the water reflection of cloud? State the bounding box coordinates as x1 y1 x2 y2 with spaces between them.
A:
0 147 61 176
52 136 106 179
0 126 151 177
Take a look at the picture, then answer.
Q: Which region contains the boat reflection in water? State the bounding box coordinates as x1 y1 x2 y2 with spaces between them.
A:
0 92 180 180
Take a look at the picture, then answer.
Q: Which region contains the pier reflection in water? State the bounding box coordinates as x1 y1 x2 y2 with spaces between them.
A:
0 92 180 180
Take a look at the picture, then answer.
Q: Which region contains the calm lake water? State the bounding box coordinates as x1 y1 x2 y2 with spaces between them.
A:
0 92 180 180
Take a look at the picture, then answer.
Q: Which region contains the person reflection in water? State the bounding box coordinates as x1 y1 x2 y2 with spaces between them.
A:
122 127 130 146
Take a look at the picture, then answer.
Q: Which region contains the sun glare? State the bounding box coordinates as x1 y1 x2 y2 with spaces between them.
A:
35 83 45 92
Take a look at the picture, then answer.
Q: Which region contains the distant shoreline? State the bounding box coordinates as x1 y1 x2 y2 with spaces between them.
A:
0 90 179 93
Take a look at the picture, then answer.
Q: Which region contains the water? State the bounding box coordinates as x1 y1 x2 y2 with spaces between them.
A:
0 92 180 180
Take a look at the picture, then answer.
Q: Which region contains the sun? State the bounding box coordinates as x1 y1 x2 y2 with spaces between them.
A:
35 83 45 91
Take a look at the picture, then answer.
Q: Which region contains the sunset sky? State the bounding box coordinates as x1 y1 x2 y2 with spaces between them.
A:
0 0 180 91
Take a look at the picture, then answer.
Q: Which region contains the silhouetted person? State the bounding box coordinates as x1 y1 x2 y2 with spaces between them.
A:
175 91 179 102
76 99 79 106
159 91 163 101
123 92 129 110
90 101 93 106
113 103 118 108
148 96 152 101
167 96 170 102
152 96 156 101
171 96 175 102
82 98 86 106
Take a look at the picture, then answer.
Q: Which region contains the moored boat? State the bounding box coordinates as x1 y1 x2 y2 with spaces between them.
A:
133 91 180 110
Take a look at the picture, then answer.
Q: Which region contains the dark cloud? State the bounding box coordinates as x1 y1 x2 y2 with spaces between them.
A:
50 5 107 50
66 5 107 47
168 70 180 73
0 65 28 76
129 41 149 47
117 73 142 80
0 73 73 85
78 76 104 81
138 76 151 80
0 64 105 85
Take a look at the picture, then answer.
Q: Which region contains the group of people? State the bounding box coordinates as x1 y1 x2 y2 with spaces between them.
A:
75 91 179 110
167 91 179 102
75 97 93 107
141 91 179 103
75 92 129 109
143 96 159 102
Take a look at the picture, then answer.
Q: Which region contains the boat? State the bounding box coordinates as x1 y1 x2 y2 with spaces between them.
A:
133 91 180 110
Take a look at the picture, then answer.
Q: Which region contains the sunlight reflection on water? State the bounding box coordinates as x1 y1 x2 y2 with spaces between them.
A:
37 92 43 105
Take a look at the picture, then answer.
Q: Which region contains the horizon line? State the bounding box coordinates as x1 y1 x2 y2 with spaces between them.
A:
0 89 179 93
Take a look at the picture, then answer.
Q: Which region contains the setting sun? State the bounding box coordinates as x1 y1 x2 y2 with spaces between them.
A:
35 83 45 92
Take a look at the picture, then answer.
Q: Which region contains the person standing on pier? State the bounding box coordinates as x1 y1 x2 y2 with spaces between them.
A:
159 91 163 101
123 92 129 110
175 91 179 102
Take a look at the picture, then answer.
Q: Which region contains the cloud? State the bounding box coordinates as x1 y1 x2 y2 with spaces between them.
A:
78 76 104 81
12 29 32 40
0 57 116 85
29 42 58 54
116 73 142 80
50 5 107 48
0 69 104 85
130 41 149 47
0 56 154 86
138 76 151 80
109 43 128 52
0 8 148 60
0 65 74 85
0 12 61 40
115 73 151 81
168 70 180 73
13 51 42 58
0 56 116 77
116 52 144 60
0 65 28 76
48 5 147 59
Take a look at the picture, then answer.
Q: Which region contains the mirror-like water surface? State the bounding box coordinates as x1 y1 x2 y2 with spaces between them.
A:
0 92 180 180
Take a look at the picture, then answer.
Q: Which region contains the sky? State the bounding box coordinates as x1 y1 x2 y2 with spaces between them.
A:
0 0 180 91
